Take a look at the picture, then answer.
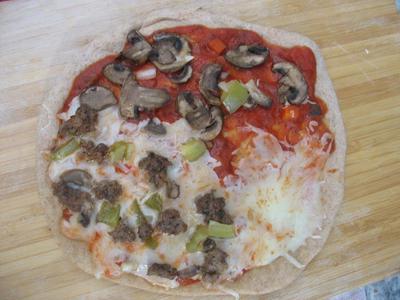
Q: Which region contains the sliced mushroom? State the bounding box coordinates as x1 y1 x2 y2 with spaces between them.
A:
150 33 193 73
199 64 222 106
245 79 272 108
59 169 93 189
144 119 167 135
170 65 192 84
225 44 269 68
79 86 117 111
120 77 170 119
272 62 308 104
122 29 152 65
103 63 131 85
199 107 223 141
177 91 211 130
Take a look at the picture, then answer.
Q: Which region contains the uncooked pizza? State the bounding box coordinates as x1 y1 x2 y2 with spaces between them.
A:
37 10 345 297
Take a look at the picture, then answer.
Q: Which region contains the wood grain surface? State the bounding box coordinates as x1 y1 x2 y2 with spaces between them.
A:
0 0 399 299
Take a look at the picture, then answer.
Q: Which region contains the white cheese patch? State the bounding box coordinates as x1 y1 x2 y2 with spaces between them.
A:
52 106 329 287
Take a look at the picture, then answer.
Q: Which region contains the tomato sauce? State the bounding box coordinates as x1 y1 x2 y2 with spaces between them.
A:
61 25 332 181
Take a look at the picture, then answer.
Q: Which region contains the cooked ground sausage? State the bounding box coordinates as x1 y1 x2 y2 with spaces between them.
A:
156 208 187 235
110 221 136 242
147 263 178 279
80 140 109 163
52 181 92 212
202 238 216 253
195 191 233 224
93 180 122 203
59 104 98 137
78 201 94 227
138 221 153 241
201 248 228 282
138 152 171 188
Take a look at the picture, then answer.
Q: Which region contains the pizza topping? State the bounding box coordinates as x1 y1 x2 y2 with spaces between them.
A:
147 263 178 279
272 62 308 105
109 141 134 164
78 201 94 227
177 265 200 279
143 119 167 135
122 29 152 65
131 200 155 241
186 225 209 253
169 64 192 84
225 44 269 68
51 138 80 160
119 77 170 119
199 64 222 106
199 107 223 141
80 140 109 164
177 91 211 130
79 86 117 111
96 201 121 228
309 103 322 116
195 191 233 225
93 180 123 203
59 169 93 189
245 79 272 108
220 80 249 113
150 33 193 73
109 221 136 242
59 104 98 137
135 65 157 80
201 248 228 282
156 208 188 235
138 152 171 188
202 238 216 253
144 193 163 212
103 63 131 85
181 138 206 162
52 178 92 212
208 221 235 238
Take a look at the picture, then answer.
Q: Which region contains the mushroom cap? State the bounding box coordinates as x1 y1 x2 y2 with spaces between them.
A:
122 29 152 65
199 106 223 141
272 62 308 104
150 33 193 73
60 169 93 189
177 91 212 130
225 44 269 68
170 65 193 84
199 64 222 106
245 79 272 108
119 77 170 119
79 86 117 111
103 63 131 85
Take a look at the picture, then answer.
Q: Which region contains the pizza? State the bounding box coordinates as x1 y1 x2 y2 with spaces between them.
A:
37 9 345 297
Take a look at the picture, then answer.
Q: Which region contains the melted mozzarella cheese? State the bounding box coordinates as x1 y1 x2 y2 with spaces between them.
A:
52 104 330 287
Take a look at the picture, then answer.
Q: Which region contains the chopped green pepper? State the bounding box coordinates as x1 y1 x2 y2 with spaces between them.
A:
181 138 206 162
130 200 146 225
145 193 163 212
51 138 80 160
96 201 120 228
186 225 209 252
109 141 134 164
221 80 249 113
144 237 159 249
208 221 235 238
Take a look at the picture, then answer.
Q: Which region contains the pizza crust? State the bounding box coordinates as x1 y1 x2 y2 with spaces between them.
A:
37 7 346 296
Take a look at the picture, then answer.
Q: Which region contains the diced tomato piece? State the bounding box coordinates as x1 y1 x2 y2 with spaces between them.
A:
208 38 226 54
62 208 72 221
177 277 200 286
282 106 300 121
287 129 301 145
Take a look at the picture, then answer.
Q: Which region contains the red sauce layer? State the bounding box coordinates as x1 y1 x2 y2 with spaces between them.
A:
62 25 332 180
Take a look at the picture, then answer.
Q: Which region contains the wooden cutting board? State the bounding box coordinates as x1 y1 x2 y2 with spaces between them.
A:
0 0 399 299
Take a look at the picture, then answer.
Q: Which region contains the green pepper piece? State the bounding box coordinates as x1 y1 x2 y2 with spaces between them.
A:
181 138 207 162
109 141 127 163
208 220 235 238
96 201 120 228
145 193 163 212
125 143 135 162
144 237 159 249
51 138 80 161
186 225 209 253
221 80 249 113
131 200 146 226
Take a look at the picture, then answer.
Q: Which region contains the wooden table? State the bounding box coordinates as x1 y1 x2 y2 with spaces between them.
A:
0 0 399 299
